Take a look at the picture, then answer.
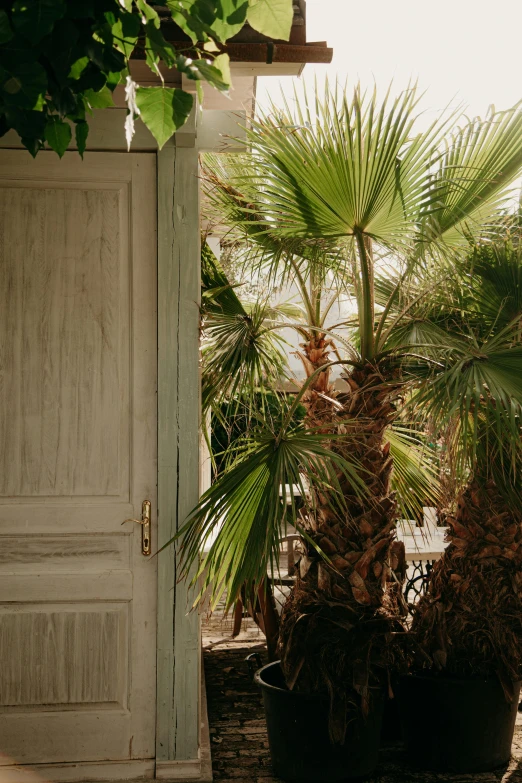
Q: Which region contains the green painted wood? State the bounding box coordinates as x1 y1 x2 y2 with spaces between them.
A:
156 144 201 762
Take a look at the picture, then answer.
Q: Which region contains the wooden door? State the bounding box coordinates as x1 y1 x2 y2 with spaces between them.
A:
0 150 157 770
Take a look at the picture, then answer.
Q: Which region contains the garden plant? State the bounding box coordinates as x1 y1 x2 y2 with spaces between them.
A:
175 82 522 760
0 0 294 156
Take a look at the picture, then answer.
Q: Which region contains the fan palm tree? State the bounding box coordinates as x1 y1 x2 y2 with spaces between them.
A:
175 82 522 738
409 235 522 695
200 238 440 657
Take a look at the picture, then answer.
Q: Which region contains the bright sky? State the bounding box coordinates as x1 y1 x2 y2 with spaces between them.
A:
256 0 522 121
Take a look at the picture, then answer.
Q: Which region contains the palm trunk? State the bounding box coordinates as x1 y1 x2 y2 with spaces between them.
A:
279 359 408 741
411 478 522 694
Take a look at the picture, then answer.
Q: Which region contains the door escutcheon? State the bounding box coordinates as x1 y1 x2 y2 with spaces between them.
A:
122 500 151 556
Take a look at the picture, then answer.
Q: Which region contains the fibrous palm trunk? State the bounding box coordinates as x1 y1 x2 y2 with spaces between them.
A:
411 478 522 695
279 350 408 741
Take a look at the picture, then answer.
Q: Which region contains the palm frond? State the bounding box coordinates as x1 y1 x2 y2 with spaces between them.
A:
412 331 522 466
201 240 245 316
230 81 448 250
171 428 369 609
202 301 289 413
202 151 348 293
386 426 441 520
469 238 522 332
201 242 289 413
418 103 522 250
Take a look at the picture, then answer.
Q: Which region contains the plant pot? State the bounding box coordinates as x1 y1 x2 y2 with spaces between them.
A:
254 660 384 782
380 692 402 744
400 674 521 772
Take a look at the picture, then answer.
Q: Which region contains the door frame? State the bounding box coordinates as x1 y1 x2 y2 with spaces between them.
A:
155 143 205 781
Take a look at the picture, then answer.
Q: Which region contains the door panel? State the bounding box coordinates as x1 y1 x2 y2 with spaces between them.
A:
0 150 157 765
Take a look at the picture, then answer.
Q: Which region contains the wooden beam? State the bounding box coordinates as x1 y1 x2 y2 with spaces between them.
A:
132 41 333 65
156 143 201 763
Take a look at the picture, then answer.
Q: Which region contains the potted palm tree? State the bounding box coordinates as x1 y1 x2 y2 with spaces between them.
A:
401 234 522 772
175 84 522 781
201 231 440 650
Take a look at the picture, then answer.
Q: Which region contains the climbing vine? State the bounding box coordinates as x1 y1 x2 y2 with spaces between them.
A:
0 0 293 156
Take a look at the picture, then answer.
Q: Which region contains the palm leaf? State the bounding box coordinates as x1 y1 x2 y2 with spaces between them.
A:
411 330 522 465
386 426 441 520
227 82 446 250
418 103 522 250
201 240 245 316
200 242 289 413
470 238 522 331
171 428 369 609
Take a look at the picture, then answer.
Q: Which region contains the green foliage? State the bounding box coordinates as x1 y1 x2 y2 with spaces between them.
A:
187 83 522 607
0 0 294 156
201 241 289 414
247 0 293 40
211 392 306 476
385 427 440 521
44 114 71 157
203 83 522 365
135 85 193 148
194 233 447 607
173 426 368 611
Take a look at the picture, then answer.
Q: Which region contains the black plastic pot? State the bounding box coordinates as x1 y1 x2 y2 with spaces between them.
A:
400 674 521 772
380 692 402 744
254 660 384 782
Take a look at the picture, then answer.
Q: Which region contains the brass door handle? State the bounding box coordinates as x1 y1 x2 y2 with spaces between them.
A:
122 500 151 556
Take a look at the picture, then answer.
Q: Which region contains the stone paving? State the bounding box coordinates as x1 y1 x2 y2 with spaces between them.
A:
202 612 522 783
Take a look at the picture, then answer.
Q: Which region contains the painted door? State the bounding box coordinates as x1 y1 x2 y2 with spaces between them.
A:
0 150 157 768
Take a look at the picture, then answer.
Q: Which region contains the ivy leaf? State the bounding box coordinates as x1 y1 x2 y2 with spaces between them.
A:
43 18 80 84
135 0 160 27
112 19 138 60
0 10 13 44
174 53 200 81
44 116 72 157
75 120 88 158
74 62 106 94
247 0 293 41
84 85 115 109
68 57 89 81
145 21 176 68
21 136 43 158
210 0 248 43
106 70 124 91
4 106 46 138
194 57 231 93
12 0 66 43
213 53 231 90
121 12 141 38
112 12 141 59
2 62 47 110
136 86 194 149
49 85 77 116
166 0 214 44
85 39 126 73
67 97 86 122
